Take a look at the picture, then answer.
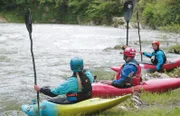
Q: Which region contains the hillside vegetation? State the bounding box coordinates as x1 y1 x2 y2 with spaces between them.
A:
0 0 179 32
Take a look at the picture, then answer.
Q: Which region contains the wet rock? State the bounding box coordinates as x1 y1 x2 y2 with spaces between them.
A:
114 45 123 49
131 92 143 108
117 105 129 111
142 72 170 81
167 67 180 78
112 17 125 28
168 48 180 54
51 19 57 23
103 47 114 51
104 44 127 51
168 45 180 54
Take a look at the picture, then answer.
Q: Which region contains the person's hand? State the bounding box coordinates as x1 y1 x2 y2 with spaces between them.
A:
139 51 143 54
34 85 40 92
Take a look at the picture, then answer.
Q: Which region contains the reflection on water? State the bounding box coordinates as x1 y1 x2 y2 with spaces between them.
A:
0 23 179 115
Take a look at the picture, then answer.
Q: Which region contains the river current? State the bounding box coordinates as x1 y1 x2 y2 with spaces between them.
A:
0 23 179 115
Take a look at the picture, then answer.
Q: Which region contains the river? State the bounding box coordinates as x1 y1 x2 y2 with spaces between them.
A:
0 23 179 115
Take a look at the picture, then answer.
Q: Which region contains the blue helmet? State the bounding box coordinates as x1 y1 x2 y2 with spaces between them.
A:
70 57 84 72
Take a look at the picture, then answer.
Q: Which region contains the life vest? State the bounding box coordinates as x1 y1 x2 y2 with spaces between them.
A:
151 49 167 65
66 70 92 102
115 62 141 86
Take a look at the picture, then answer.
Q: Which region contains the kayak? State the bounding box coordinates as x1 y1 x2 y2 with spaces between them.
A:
92 78 180 98
111 57 180 72
21 94 131 116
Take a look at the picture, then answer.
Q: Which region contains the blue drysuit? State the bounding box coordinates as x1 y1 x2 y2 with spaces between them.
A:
143 49 166 71
112 59 138 88
40 71 94 104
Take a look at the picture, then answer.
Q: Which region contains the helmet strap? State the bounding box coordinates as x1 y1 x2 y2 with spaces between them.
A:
123 55 128 61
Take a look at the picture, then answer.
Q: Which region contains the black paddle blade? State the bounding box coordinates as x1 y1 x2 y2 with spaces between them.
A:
123 1 134 22
25 9 32 34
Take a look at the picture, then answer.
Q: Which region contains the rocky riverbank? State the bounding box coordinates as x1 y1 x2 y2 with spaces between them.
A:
0 16 7 23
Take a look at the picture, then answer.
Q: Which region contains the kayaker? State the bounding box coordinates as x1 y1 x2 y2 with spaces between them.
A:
34 57 94 104
101 47 141 88
140 41 167 72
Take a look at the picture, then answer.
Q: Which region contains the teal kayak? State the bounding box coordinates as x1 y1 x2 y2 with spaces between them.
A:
21 94 131 116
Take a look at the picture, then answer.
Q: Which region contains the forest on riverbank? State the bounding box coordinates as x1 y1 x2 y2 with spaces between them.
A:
0 0 180 32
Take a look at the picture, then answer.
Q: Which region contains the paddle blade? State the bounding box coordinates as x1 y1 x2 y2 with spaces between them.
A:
25 9 32 34
123 1 134 22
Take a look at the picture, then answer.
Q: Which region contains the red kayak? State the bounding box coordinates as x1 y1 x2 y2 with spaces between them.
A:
111 58 180 72
92 78 180 98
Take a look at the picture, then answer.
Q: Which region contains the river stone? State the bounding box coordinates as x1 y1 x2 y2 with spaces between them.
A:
142 72 170 81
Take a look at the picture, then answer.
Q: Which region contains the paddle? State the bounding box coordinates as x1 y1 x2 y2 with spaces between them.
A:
25 9 40 115
136 8 143 61
123 0 134 46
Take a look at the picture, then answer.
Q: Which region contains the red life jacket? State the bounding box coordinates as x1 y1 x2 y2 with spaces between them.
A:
115 62 141 86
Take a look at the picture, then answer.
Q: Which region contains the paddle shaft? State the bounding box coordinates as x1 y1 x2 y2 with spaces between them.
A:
126 21 129 46
136 9 143 61
29 31 40 116
29 33 37 84
25 9 40 116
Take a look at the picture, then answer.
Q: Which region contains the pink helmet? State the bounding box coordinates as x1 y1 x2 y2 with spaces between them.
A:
123 47 136 57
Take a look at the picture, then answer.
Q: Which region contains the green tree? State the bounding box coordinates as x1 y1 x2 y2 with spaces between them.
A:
138 0 180 29
68 0 92 23
86 0 123 25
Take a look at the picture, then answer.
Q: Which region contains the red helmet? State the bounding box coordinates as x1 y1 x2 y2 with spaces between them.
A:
123 47 136 57
152 41 160 46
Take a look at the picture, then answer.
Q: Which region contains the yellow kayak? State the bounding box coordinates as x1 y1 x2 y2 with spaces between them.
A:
21 94 131 116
